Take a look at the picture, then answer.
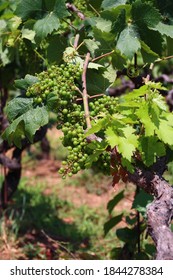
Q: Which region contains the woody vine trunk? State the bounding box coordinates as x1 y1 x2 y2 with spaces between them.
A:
128 168 173 260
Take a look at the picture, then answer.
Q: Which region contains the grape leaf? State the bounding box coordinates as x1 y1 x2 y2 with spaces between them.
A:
132 189 153 213
151 22 173 38
53 0 70 18
104 214 123 236
112 9 126 35
15 0 42 20
120 126 138 148
85 151 103 168
84 39 99 57
156 120 173 146
139 136 166 167
107 190 124 214
6 97 33 122
136 103 156 136
94 17 112 33
124 85 148 100
3 106 49 148
101 0 127 10
105 127 119 148
116 25 141 59
93 28 115 56
21 28 36 43
140 40 159 63
15 74 39 90
118 137 136 161
47 34 68 63
34 13 60 39
132 1 161 28
86 69 111 94
85 117 109 137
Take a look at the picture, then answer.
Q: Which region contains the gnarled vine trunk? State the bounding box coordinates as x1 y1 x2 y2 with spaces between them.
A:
128 168 173 260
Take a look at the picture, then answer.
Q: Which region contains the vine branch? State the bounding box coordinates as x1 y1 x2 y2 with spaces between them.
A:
92 50 114 62
66 3 86 20
82 52 91 129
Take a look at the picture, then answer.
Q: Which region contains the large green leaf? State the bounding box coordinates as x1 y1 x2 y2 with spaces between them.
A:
92 28 115 56
107 190 124 214
151 22 173 38
101 0 127 10
132 1 161 28
118 137 136 161
3 105 49 148
94 17 112 33
85 117 110 137
47 34 67 63
156 120 173 146
15 0 42 20
139 136 166 167
105 126 119 148
34 13 60 39
6 97 33 122
132 189 153 214
104 214 123 236
53 0 69 18
136 103 156 137
112 9 126 35
15 74 38 90
116 25 141 59
140 40 159 63
86 69 111 94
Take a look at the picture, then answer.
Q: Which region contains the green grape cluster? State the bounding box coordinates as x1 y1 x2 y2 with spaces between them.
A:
58 95 118 178
73 0 87 12
26 63 81 105
25 62 118 178
59 122 89 178
89 95 118 116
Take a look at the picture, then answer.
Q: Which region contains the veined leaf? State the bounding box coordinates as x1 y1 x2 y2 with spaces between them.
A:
107 190 124 214
85 117 109 137
151 22 173 38
116 25 141 59
6 97 33 122
104 214 123 236
34 13 60 39
139 136 166 167
132 1 161 28
15 0 42 20
53 0 70 19
119 126 138 148
124 85 148 100
3 106 49 148
156 120 173 146
21 28 36 43
118 137 136 161
132 189 153 213
101 0 127 10
112 9 126 35
15 74 39 90
136 103 156 136
140 40 159 63
94 17 112 32
105 126 119 148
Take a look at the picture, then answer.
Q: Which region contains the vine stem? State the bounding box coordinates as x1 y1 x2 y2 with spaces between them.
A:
82 52 91 129
92 50 114 62
66 3 85 20
73 34 80 49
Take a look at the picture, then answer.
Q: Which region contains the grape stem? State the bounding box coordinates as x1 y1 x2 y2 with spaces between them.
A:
66 3 86 20
92 50 115 62
82 52 92 129
73 34 80 49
